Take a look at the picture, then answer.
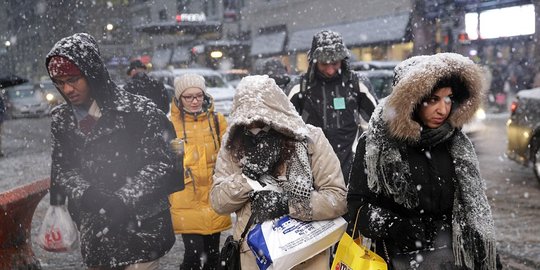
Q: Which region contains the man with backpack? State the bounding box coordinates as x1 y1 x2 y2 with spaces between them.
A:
288 30 377 184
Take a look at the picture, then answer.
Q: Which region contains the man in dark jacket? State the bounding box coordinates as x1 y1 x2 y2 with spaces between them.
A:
46 33 178 269
288 30 377 184
124 59 170 114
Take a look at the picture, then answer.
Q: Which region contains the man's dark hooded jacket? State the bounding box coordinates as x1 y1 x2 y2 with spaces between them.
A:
46 33 177 267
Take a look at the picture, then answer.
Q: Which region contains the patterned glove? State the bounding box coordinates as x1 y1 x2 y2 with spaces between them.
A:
250 190 289 223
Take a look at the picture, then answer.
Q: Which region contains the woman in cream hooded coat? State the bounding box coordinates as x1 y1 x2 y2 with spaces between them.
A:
348 53 499 269
210 75 347 269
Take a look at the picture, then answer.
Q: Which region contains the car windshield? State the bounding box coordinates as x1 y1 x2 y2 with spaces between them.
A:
224 73 246 81
369 77 394 99
7 86 37 99
203 75 227 88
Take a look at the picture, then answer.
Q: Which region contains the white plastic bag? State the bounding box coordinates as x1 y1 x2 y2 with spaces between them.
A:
246 215 346 270
37 205 79 252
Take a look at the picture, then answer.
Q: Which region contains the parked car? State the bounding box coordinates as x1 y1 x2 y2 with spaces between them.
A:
1 83 50 119
220 69 249 88
149 68 236 116
34 79 65 108
356 69 394 99
506 88 540 183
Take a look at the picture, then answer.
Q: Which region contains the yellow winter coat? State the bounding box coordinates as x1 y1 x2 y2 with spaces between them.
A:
169 100 231 235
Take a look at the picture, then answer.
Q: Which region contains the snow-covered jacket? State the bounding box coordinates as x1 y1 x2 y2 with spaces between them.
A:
210 75 347 270
46 33 176 267
169 97 232 234
348 53 497 269
288 62 377 184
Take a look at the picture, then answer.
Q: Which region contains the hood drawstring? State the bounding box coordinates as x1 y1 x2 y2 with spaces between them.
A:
206 111 219 150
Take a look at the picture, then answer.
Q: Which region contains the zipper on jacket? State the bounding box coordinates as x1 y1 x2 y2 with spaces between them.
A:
335 84 341 129
322 83 328 129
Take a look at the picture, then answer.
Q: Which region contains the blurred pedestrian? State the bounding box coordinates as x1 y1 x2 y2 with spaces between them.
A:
288 30 377 184
253 57 291 94
170 73 231 270
348 53 500 269
124 59 170 114
0 94 4 157
46 33 179 269
210 75 347 269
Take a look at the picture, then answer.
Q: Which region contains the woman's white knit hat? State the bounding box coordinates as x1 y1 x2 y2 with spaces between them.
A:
174 73 206 99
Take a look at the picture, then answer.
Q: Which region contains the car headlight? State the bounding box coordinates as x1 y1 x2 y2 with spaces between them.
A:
475 108 486 120
46 93 55 101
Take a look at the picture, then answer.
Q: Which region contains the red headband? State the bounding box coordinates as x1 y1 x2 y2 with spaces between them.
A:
48 56 82 78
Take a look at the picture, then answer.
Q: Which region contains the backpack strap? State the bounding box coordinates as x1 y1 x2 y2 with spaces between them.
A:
213 112 221 147
298 75 308 120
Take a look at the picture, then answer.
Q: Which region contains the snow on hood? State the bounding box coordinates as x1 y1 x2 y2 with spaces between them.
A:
45 33 125 111
383 53 484 141
224 75 309 147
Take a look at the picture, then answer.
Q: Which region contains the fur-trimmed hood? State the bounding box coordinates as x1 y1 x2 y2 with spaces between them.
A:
384 53 485 142
224 75 310 148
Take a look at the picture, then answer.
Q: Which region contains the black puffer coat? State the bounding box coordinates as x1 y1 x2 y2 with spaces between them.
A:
123 72 170 114
46 33 176 267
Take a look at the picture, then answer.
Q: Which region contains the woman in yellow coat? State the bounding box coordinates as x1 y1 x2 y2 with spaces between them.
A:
170 73 231 270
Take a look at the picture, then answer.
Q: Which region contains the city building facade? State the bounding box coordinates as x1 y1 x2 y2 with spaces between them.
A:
1 0 538 85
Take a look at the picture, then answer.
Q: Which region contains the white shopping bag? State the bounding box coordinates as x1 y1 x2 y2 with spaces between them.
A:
37 205 79 252
247 215 346 270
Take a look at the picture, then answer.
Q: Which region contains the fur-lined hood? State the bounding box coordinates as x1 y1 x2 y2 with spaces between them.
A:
383 53 484 141
224 75 309 147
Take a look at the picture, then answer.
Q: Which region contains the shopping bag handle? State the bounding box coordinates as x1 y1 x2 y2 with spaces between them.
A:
351 205 364 239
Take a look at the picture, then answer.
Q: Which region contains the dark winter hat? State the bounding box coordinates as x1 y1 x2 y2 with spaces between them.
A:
126 59 146 75
253 58 290 87
48 56 82 78
308 30 350 64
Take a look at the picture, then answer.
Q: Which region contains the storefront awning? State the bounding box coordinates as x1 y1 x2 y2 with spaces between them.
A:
250 31 287 57
135 21 222 35
287 12 411 52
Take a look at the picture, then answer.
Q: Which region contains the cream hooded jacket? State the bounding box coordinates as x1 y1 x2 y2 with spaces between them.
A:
210 75 347 269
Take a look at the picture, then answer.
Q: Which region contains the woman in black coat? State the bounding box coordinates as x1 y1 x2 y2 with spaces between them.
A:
348 53 499 270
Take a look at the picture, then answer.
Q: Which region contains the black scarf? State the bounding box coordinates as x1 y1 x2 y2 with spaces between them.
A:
416 122 455 148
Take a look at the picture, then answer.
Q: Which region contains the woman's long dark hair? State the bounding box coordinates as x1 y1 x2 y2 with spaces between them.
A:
227 122 297 177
